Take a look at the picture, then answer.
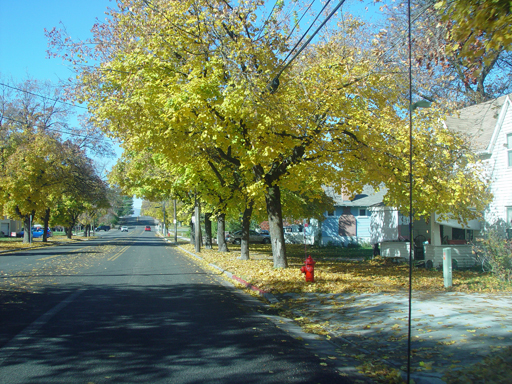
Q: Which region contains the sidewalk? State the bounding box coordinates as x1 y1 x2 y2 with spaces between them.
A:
274 291 512 383
167 238 512 383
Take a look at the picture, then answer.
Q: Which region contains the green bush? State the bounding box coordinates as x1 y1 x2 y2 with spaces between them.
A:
472 230 512 282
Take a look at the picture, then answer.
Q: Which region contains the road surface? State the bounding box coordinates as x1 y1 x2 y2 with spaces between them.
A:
0 216 350 383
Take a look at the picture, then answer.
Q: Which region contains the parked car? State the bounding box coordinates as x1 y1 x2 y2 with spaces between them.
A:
95 225 110 231
226 230 270 245
145 226 151 231
17 227 52 238
121 226 128 232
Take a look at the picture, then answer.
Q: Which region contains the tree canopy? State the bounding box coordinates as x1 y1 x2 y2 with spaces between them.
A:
0 79 111 241
381 0 512 106
47 0 492 266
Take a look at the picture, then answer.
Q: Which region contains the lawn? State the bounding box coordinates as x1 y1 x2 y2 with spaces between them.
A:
177 242 512 383
178 242 512 294
0 232 85 250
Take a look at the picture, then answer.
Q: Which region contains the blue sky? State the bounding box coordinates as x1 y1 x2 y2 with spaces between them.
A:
0 0 113 83
0 0 142 207
0 0 381 210
0 0 381 82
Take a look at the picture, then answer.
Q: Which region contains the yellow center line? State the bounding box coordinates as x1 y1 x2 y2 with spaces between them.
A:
108 245 131 262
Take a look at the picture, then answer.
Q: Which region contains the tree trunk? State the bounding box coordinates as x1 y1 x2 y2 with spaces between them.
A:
217 213 229 252
194 200 201 253
22 215 31 244
265 184 287 268
65 226 72 239
190 218 195 245
240 202 254 260
42 208 50 243
173 199 178 243
204 212 212 249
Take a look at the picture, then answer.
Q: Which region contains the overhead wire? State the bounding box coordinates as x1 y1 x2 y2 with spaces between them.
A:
0 82 88 110
268 0 347 93
0 114 103 140
280 0 331 71
284 0 317 42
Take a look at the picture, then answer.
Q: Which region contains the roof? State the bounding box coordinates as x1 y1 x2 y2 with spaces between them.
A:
323 185 387 207
445 94 511 152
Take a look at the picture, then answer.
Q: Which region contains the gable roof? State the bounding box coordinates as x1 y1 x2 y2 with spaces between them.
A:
323 185 387 207
445 94 511 152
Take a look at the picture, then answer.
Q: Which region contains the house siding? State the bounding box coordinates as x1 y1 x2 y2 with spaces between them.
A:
484 99 512 228
356 216 371 238
321 207 394 246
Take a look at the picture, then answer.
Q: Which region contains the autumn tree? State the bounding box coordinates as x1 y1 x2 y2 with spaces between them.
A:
50 145 110 239
379 0 512 107
48 0 491 267
0 78 114 241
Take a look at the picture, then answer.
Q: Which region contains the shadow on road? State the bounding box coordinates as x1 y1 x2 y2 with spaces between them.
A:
0 282 348 384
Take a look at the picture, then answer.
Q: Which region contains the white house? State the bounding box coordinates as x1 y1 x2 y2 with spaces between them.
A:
445 94 512 231
315 95 512 267
320 185 410 246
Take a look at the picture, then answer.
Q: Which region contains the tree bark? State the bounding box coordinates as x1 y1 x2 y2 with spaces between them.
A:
194 199 201 253
42 208 51 242
190 218 195 245
22 215 31 244
217 213 229 252
204 212 212 249
240 201 254 260
265 184 287 268
65 226 72 239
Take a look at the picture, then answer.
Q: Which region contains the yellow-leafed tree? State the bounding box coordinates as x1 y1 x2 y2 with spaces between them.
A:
47 0 491 267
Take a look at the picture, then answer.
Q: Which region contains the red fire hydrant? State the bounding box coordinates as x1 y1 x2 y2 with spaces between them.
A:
300 255 316 282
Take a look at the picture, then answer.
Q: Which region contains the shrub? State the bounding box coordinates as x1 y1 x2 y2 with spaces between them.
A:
472 229 512 282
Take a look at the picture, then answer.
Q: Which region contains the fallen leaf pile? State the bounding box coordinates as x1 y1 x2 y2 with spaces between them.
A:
178 243 512 295
177 242 512 384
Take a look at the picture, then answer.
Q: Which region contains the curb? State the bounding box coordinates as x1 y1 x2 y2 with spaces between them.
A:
173 242 279 304
165 237 448 384
158 235 279 304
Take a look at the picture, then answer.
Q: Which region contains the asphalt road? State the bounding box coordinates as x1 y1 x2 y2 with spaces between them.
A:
0 217 350 384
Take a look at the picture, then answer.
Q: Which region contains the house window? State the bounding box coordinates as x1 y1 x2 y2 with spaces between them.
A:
508 134 512 167
359 209 367 216
327 210 335 217
507 207 512 227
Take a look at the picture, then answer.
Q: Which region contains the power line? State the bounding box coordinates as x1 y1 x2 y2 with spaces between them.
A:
281 0 330 69
268 0 347 93
256 0 281 40
285 0 317 42
0 114 101 140
0 82 88 110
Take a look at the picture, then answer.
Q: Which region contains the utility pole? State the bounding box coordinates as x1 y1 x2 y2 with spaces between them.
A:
194 192 201 253
174 199 177 243
163 201 166 237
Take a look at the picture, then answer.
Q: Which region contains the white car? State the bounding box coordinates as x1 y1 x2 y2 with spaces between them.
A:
121 226 128 232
